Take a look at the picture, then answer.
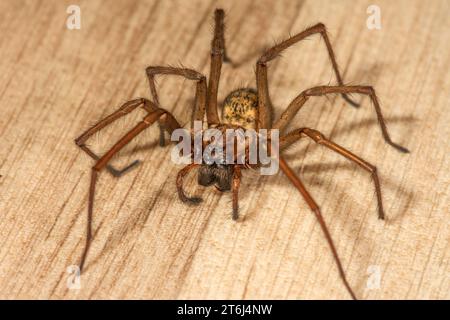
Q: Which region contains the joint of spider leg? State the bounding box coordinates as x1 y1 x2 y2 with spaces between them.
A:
303 128 325 143
142 118 153 125
74 137 84 146
364 86 375 94
143 111 165 125
145 67 158 76
183 70 202 80
158 112 168 122
304 87 326 96
142 99 155 111
195 75 207 84
123 98 144 113
316 22 326 31
91 165 101 173
257 57 269 66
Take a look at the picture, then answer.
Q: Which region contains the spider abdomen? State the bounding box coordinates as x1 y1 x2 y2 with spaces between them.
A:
222 88 258 129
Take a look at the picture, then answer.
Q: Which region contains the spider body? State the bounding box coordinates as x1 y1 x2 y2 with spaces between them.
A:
194 123 253 195
222 88 258 129
75 8 409 299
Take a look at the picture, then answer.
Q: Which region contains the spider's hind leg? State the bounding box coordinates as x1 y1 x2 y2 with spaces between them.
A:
280 127 386 219
279 157 357 299
214 9 233 64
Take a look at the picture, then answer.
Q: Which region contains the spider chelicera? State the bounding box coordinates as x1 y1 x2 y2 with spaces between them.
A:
75 9 408 299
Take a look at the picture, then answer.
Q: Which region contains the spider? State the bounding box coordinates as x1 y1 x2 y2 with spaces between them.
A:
75 9 408 299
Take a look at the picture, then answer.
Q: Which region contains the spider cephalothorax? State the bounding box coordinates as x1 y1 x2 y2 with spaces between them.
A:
75 8 409 299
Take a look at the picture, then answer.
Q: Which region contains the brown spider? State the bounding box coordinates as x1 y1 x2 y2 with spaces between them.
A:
75 9 408 299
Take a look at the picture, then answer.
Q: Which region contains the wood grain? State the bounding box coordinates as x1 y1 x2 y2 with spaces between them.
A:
0 0 448 299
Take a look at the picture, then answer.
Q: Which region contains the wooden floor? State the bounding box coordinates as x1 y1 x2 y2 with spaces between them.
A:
0 0 448 299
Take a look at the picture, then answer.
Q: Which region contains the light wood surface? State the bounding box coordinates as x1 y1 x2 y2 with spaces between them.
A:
0 0 448 299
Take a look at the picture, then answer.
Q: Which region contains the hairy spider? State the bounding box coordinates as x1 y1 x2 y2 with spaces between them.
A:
75 9 408 299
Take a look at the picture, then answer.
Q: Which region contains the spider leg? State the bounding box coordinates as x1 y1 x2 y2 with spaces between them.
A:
146 66 207 145
75 98 153 177
278 156 357 300
256 23 359 129
281 128 385 219
79 107 180 272
207 9 233 125
231 165 242 220
273 85 409 153
176 163 202 204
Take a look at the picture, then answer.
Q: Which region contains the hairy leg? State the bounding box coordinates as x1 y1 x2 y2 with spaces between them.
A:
176 163 202 204
273 85 409 153
146 66 207 145
281 128 385 219
207 9 233 125
231 165 241 220
279 156 357 300
256 23 359 129
75 98 152 177
79 108 180 272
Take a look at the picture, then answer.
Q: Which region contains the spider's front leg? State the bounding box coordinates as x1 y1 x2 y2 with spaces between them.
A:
78 106 181 272
256 23 359 129
146 66 207 146
207 8 234 125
